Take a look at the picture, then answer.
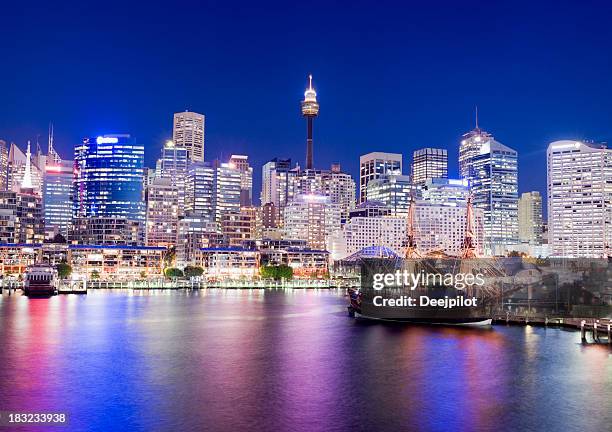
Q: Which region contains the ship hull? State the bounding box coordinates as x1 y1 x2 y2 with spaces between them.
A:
353 312 492 326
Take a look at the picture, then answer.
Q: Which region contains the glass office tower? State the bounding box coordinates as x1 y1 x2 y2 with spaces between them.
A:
73 135 145 223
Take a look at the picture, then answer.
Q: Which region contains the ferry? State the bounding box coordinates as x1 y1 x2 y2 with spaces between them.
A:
24 264 59 297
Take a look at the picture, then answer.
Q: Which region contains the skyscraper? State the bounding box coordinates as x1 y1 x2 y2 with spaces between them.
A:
261 158 293 208
411 148 448 186
283 194 341 250
365 173 413 216
73 135 145 243
0 139 8 191
43 160 73 239
301 75 319 170
359 152 402 203
159 140 189 215
229 154 254 206
173 111 205 162
547 140 611 257
145 177 179 247
518 191 543 245
213 161 242 225
460 126 519 255
185 161 215 219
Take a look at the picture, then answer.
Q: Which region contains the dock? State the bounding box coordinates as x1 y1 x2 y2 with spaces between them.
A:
493 314 611 344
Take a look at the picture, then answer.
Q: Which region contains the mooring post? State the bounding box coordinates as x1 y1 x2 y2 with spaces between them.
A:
608 325 611 345
545 317 548 326
581 320 587 343
593 321 599 343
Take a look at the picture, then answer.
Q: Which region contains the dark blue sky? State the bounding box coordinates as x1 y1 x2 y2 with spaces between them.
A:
2 1 612 203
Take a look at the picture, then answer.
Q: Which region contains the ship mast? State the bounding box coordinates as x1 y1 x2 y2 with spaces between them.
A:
461 194 478 259
404 193 422 258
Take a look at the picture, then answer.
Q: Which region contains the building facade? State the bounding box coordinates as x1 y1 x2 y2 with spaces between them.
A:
145 177 179 247
73 135 145 244
173 111 205 162
43 160 73 239
460 127 519 255
359 152 402 203
411 148 448 186
547 140 612 257
518 191 543 245
282 194 341 250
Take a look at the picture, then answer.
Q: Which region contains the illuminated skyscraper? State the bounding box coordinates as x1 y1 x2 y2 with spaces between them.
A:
145 177 179 247
261 158 294 208
366 173 414 216
0 139 8 191
518 191 543 245
459 125 519 255
159 140 189 215
301 75 319 170
43 160 73 239
229 154 253 206
173 111 205 162
73 135 145 243
283 194 341 250
359 152 402 203
547 140 612 257
411 148 448 186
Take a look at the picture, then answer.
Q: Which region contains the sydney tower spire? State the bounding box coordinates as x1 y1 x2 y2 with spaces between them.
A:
301 74 319 170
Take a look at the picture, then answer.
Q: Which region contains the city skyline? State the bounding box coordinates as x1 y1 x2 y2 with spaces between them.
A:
3 2 612 205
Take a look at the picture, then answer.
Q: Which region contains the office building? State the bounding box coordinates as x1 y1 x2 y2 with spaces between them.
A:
221 206 258 247
518 191 543 245
261 158 294 208
0 139 8 190
411 148 448 186
359 152 402 203
460 126 518 255
43 160 73 239
213 161 242 225
366 173 414 216
73 135 145 244
229 155 254 206
547 140 612 257
159 140 189 215
176 216 223 267
185 161 215 219
420 178 469 205
173 111 205 162
146 177 179 247
282 194 341 250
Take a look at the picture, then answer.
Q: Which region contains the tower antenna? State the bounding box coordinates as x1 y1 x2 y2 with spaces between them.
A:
475 105 479 129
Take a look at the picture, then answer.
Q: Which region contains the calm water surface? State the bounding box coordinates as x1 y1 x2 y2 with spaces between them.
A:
0 290 610 432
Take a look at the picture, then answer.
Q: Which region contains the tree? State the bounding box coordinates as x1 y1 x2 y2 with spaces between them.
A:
90 270 100 280
183 266 204 278
140 271 147 280
56 263 72 279
164 267 184 279
276 264 293 280
260 265 293 281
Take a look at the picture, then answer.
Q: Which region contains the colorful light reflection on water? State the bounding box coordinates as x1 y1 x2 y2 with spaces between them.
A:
0 290 610 432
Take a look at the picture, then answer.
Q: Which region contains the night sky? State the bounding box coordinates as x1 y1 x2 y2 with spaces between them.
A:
2 1 612 204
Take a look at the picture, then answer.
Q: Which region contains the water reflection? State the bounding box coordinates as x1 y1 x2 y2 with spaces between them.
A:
0 290 610 432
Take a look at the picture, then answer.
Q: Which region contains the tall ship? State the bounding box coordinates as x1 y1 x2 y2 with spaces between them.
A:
347 195 498 326
24 264 59 297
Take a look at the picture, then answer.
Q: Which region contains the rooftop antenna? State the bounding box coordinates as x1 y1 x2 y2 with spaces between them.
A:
475 105 479 130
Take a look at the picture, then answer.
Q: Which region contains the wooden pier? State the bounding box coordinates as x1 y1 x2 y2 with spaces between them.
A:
493 314 611 344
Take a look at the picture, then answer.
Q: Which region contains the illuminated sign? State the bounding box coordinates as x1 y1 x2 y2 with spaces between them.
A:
96 136 119 144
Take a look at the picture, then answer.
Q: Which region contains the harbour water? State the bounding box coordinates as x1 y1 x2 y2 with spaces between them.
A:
0 289 610 432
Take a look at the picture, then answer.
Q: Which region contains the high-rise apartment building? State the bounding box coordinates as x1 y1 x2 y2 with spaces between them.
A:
547 140 612 257
411 148 448 186
185 161 215 219
173 111 205 162
0 139 8 191
159 140 189 215
0 190 44 244
145 177 179 247
221 206 258 247
229 155 254 206
282 194 341 250
43 160 73 239
289 165 356 225
261 158 293 208
359 152 402 203
460 126 518 255
518 191 543 245
213 161 242 225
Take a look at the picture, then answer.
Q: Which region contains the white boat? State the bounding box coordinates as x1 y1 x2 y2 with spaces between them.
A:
24 264 59 296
